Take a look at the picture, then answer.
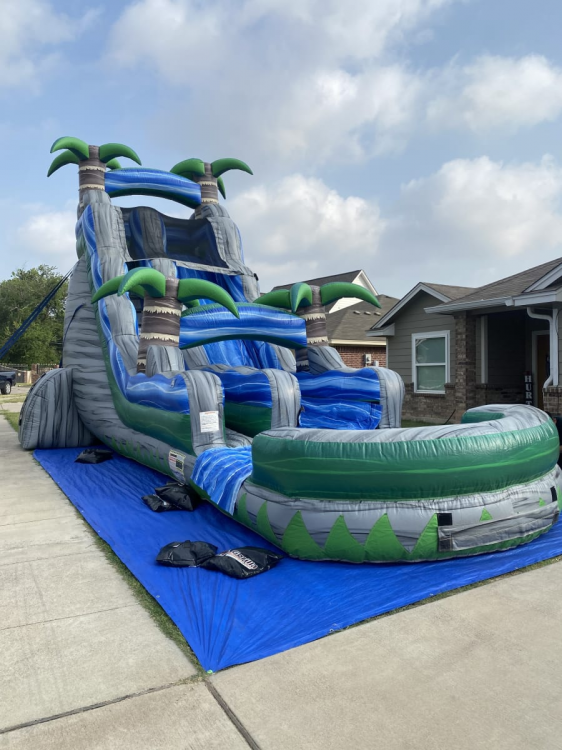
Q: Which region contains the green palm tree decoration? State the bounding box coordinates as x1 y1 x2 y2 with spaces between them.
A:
258 282 381 371
170 157 253 215
92 267 239 373
47 136 142 202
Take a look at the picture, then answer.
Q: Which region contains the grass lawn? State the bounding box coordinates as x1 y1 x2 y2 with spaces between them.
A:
2 412 19 431
89 531 204 673
0 395 26 404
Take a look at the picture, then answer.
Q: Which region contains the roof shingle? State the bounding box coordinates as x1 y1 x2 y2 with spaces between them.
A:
434 256 562 309
327 295 399 342
422 282 475 300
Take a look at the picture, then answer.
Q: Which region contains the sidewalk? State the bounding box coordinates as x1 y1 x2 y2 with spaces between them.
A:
211 555 562 750
0 403 22 413
0 417 251 749
2 413 562 749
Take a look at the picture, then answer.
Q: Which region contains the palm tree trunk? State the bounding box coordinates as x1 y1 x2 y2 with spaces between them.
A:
78 145 106 202
192 163 219 218
137 278 181 373
296 285 329 372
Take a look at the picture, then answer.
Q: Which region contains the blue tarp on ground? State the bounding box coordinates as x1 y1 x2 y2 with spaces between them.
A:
35 447 562 672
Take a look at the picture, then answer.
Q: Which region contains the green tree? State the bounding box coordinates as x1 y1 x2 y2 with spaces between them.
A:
0 266 68 366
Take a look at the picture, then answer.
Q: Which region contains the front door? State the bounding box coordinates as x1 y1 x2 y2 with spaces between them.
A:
536 333 550 410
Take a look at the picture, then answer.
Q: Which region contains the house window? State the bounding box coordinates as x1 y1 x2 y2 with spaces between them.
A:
412 331 449 394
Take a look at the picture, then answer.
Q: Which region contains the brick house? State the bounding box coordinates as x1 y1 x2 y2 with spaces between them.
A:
369 259 562 422
272 270 398 367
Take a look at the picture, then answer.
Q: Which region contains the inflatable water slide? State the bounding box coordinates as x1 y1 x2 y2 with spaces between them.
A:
19 137 562 563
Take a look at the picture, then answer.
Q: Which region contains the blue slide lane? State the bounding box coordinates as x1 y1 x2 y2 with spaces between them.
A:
298 368 382 429
78 206 193 414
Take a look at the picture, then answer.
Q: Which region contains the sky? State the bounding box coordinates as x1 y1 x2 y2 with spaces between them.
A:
2 0 562 298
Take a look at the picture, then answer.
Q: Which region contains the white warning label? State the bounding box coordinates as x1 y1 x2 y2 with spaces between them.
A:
200 410 220 433
168 449 186 480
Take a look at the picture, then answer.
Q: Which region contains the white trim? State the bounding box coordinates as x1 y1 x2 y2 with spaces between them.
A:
371 283 452 330
532 330 549 406
426 288 562 314
513 289 562 306
480 316 488 384
411 330 450 394
355 270 379 298
527 307 559 387
525 262 562 292
328 271 379 312
331 339 386 346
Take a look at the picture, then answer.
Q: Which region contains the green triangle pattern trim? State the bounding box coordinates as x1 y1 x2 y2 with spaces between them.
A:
281 511 326 560
323 515 365 563
410 515 438 559
364 514 408 562
249 499 551 562
539 499 546 508
256 502 281 546
233 493 253 529
557 487 562 511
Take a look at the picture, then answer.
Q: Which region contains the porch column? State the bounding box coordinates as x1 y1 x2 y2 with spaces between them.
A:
527 306 561 413
454 312 477 417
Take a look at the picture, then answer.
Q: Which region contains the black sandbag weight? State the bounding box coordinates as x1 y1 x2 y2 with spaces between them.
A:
201 547 283 579
143 494 175 512
156 540 218 567
154 482 200 511
75 448 113 464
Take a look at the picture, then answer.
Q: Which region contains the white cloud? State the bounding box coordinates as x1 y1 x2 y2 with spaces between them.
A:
106 0 225 83
228 157 562 297
229 175 385 290
17 208 77 272
0 0 98 90
263 65 425 162
106 0 457 166
427 55 562 133
380 155 562 292
108 0 455 74
107 0 562 170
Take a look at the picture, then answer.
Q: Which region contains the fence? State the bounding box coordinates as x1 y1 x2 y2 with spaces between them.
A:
0 363 59 384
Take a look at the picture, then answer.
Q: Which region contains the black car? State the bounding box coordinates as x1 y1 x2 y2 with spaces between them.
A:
0 371 16 395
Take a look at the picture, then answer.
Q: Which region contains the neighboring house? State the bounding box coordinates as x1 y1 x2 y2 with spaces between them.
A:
370 259 562 422
272 270 398 367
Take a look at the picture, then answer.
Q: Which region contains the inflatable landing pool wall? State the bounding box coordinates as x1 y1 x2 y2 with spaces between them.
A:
227 406 561 562
19 137 562 563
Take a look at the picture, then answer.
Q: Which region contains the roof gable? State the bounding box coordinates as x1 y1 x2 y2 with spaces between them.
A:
524 260 562 292
370 282 474 330
271 269 379 313
272 269 362 291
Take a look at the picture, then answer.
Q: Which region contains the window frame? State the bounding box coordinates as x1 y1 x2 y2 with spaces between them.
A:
411 330 450 395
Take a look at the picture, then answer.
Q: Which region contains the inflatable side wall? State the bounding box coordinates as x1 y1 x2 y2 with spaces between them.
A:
17 166 562 563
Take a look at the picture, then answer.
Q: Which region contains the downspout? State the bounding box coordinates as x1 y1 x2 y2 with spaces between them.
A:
527 307 559 388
